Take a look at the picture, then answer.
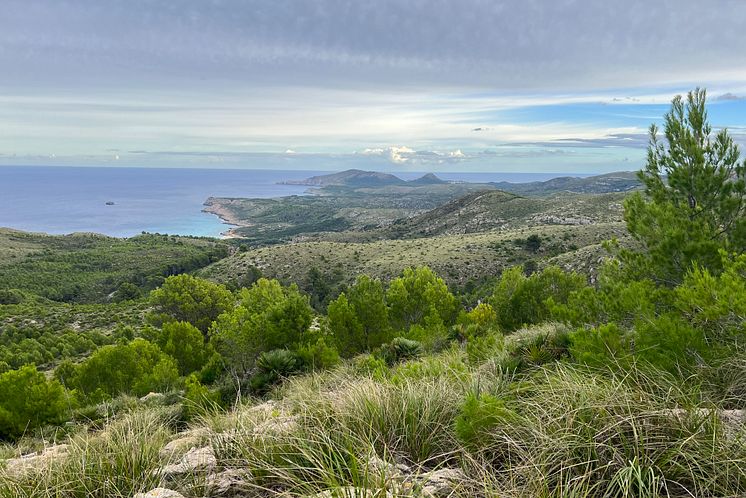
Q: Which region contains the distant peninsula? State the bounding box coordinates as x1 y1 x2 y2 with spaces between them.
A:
279 169 446 188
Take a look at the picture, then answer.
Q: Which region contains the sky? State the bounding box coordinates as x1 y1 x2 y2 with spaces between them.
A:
3 0 746 173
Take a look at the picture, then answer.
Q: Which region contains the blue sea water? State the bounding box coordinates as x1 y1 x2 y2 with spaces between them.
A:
0 166 585 238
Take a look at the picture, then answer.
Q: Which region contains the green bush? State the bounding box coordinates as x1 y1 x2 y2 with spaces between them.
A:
379 337 423 365
149 274 234 334
328 275 392 357
490 266 587 332
0 365 69 439
569 323 631 370
250 349 302 393
157 320 213 375
69 339 180 399
387 266 458 330
210 278 313 375
0 289 25 305
634 314 708 375
183 374 221 419
296 337 340 371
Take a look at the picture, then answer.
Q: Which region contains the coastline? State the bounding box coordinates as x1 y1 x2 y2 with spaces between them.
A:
202 197 244 239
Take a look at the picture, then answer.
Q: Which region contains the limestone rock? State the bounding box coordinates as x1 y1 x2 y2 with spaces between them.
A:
159 428 210 458
418 468 466 497
160 445 216 478
365 454 410 479
3 444 70 476
133 488 185 498
252 414 299 437
140 392 165 403
206 468 254 496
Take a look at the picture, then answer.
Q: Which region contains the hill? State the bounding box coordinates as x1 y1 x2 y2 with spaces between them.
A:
203 181 498 244
200 222 625 291
407 172 447 185
493 171 640 195
0 229 229 303
281 169 407 187
382 190 624 239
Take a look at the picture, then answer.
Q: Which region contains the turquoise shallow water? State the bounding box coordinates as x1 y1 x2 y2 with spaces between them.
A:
0 166 581 238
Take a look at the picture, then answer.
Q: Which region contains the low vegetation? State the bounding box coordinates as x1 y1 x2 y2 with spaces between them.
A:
0 230 229 303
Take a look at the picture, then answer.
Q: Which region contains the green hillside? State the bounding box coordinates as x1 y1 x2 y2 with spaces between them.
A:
0 229 229 303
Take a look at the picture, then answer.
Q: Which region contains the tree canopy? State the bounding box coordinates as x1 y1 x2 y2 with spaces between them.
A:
149 274 234 335
623 88 746 285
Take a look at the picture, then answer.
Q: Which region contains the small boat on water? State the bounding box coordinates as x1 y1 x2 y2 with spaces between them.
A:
105 201 115 205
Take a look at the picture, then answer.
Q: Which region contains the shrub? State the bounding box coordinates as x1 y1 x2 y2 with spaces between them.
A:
328 275 391 357
70 339 180 399
112 282 142 302
387 266 458 330
210 278 313 375
157 320 212 375
251 349 302 393
296 337 340 371
0 365 69 439
0 289 25 305
490 266 587 332
379 337 423 365
182 374 221 419
569 323 631 370
149 274 233 334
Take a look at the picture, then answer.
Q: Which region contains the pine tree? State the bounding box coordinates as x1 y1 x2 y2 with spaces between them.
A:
622 88 746 285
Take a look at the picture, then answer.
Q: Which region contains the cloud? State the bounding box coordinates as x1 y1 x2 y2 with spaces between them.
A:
358 146 471 164
716 93 746 101
3 0 746 93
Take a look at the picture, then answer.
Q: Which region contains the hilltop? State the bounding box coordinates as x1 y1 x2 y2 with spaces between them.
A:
493 171 640 195
281 169 406 187
382 190 624 239
281 169 448 188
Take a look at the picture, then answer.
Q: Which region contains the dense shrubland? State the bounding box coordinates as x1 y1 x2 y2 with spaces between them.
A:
0 232 228 303
0 89 745 496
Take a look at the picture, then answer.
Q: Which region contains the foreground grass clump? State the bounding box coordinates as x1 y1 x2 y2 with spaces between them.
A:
1 327 745 497
191 333 745 497
0 409 174 498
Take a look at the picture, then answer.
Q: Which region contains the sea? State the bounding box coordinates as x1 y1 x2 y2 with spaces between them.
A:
0 166 582 238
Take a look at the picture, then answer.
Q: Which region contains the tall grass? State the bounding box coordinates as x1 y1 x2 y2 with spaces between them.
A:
2 325 744 497
0 409 175 498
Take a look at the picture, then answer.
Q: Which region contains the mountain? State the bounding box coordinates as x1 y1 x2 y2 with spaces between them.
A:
492 171 640 195
408 173 447 185
281 169 406 188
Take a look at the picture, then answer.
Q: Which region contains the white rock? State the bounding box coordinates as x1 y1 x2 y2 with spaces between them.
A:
140 392 165 403
159 428 210 458
206 468 253 496
252 415 299 437
3 444 70 476
159 446 216 477
365 454 410 478
418 468 467 497
133 488 185 498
